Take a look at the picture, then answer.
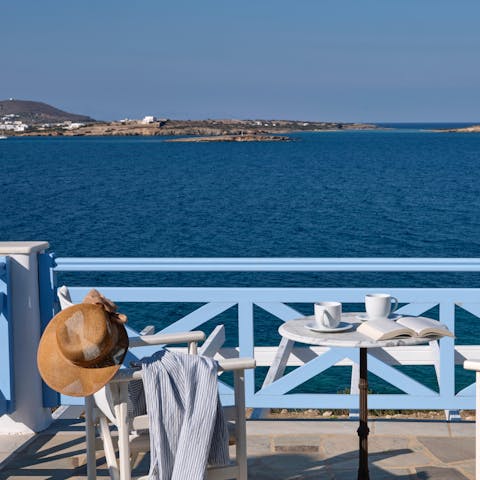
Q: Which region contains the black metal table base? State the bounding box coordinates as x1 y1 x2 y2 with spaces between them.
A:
357 347 370 480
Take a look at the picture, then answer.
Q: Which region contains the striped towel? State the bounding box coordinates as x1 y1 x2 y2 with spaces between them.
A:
141 350 230 480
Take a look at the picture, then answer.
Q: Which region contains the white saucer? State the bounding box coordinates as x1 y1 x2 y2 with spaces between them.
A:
355 313 402 322
305 321 353 333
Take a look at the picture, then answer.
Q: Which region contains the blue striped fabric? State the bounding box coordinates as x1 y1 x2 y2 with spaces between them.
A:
141 350 230 480
127 377 146 418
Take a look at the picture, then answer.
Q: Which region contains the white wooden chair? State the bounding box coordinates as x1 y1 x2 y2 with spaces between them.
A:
57 287 255 480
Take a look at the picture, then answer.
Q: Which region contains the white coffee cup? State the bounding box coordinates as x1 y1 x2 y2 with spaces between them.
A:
314 301 342 328
365 293 398 320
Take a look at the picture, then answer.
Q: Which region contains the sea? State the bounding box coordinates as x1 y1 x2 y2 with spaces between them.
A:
1 124 480 396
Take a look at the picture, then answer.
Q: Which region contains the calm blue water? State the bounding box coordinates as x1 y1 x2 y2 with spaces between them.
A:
2 130 480 258
1 128 480 395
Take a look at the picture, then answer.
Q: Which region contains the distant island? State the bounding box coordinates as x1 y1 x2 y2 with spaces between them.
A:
434 124 480 133
0 99 379 140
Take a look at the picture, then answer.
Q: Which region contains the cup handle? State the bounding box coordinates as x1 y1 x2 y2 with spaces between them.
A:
391 296 399 313
315 306 326 324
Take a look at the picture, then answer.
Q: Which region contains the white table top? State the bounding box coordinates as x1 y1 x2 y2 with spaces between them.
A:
279 312 441 348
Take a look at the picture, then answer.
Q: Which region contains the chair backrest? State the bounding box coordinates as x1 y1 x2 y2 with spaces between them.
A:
56 286 204 426
57 285 74 309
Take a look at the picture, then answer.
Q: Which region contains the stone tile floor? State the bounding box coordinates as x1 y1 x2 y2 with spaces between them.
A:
0 419 475 479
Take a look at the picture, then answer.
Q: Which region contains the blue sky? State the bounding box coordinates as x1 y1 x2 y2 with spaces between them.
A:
2 1 479 122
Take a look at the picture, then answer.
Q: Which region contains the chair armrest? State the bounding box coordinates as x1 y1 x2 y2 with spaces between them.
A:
111 369 143 383
464 359 480 371
129 330 206 347
218 358 256 372
110 357 255 384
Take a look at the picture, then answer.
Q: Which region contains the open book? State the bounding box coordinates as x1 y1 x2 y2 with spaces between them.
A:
357 316 454 341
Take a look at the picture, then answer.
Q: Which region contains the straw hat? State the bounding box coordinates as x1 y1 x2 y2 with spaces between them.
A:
37 290 129 397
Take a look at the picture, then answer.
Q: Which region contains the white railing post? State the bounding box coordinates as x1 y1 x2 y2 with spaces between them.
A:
0 241 52 433
238 301 255 404
477 371 480 480
463 360 480 479
439 301 458 420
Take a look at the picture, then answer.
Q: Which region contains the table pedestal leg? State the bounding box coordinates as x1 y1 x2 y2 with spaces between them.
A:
357 347 370 480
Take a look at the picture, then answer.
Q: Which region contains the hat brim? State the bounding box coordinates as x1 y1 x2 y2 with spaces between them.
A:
37 305 129 397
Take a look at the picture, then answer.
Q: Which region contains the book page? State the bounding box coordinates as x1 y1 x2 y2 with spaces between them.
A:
357 318 413 341
396 316 453 337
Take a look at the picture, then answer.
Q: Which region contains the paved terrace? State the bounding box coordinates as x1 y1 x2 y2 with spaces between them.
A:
0 418 475 480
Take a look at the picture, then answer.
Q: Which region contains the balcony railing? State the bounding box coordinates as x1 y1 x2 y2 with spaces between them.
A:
39 256 480 420
0 256 12 414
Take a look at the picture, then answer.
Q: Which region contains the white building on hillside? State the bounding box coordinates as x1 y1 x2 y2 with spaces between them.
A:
65 123 85 130
0 123 29 132
142 115 156 124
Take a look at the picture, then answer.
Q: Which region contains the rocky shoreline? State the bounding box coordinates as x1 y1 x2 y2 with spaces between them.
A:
165 134 290 142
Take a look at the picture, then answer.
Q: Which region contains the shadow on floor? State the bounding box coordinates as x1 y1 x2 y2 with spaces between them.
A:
0 433 472 480
248 448 417 479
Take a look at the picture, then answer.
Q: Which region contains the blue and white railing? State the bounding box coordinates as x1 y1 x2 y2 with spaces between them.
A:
45 256 480 419
1 247 479 431
0 256 13 416
52 257 480 272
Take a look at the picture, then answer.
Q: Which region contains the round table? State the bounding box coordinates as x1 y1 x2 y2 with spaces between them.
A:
279 312 441 480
